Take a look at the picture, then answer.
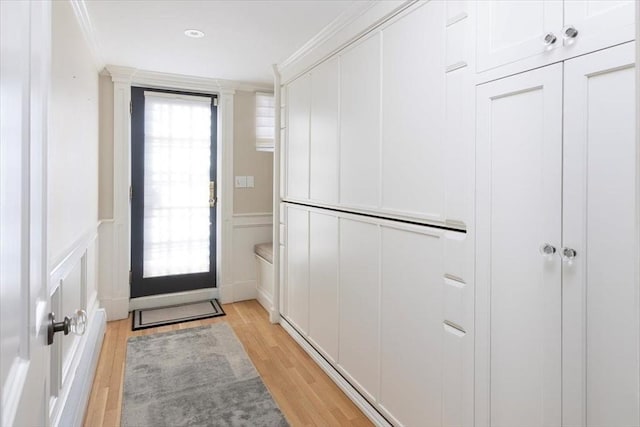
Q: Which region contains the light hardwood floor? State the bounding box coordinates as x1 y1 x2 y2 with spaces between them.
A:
83 300 373 426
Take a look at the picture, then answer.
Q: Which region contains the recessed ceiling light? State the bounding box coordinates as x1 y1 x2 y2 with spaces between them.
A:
184 29 205 38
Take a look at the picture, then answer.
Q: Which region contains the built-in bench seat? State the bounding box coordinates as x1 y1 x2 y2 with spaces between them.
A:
254 242 273 264
254 242 274 314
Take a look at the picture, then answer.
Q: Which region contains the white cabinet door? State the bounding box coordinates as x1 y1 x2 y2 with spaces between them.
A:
286 206 309 334
310 57 339 205
477 0 563 72
475 63 563 427
308 211 339 362
563 1 635 59
379 225 443 426
381 1 445 221
338 217 380 401
286 74 311 200
562 42 639 427
339 34 381 210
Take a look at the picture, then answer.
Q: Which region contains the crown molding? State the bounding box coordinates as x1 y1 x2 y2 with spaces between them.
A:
103 65 273 94
69 0 105 70
277 0 416 84
278 0 377 71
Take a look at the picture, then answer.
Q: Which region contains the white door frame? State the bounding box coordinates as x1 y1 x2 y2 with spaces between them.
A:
102 66 272 317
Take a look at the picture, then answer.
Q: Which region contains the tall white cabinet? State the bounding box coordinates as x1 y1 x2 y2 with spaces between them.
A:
476 41 638 427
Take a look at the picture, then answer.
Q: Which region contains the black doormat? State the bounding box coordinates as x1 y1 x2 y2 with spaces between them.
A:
132 299 225 331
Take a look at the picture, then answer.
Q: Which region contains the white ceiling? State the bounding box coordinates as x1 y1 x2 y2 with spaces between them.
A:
84 0 355 86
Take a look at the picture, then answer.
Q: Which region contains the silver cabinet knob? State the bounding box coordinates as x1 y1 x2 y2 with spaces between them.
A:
543 32 557 46
539 243 557 257
563 26 579 39
561 247 577 263
47 309 87 345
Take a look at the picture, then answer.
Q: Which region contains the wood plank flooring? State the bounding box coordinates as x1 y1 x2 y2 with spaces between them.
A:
83 300 373 426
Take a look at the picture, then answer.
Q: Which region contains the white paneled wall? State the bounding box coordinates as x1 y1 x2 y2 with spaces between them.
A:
286 75 311 201
338 217 380 401
279 2 476 426
283 1 471 229
285 206 309 333
281 203 470 425
278 1 637 426
339 34 381 210
380 2 444 221
308 212 339 361
309 57 339 204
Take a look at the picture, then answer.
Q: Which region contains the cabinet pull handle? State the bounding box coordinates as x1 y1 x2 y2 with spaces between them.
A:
563 26 579 40
543 32 557 47
561 247 577 264
539 243 557 259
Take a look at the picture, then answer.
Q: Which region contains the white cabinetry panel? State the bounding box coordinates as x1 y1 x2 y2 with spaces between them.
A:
477 0 563 72
476 64 563 427
308 211 339 362
339 35 381 210
562 42 639 427
381 1 445 221
310 57 339 204
338 217 380 401
286 74 311 200
286 206 309 334
379 226 443 426
564 1 635 59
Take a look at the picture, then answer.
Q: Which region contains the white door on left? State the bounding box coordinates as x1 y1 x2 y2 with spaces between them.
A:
1 1 52 426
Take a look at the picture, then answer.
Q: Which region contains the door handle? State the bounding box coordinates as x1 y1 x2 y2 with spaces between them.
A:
47 309 87 345
209 181 216 208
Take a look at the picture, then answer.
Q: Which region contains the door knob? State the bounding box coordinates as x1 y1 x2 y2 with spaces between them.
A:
539 243 557 259
561 247 577 264
543 32 557 48
47 309 87 345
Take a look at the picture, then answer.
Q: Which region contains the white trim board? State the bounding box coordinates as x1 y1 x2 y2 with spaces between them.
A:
101 68 238 318
53 309 106 427
106 65 272 93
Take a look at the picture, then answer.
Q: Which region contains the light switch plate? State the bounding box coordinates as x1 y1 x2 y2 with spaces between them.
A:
246 176 254 188
235 176 247 188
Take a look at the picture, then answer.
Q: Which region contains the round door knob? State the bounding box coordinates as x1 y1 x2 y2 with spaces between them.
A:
69 309 88 336
561 247 577 263
539 243 557 257
543 32 557 46
47 309 88 345
563 26 579 39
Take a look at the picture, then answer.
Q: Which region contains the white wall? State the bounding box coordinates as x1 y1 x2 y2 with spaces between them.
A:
50 2 99 266
50 2 105 425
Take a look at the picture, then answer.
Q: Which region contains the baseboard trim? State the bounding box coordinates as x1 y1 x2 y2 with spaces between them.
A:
233 280 258 302
55 308 106 427
279 318 392 427
129 288 219 311
100 296 129 321
256 288 274 313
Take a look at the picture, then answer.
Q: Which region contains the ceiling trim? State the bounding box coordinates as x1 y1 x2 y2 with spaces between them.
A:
278 0 377 72
69 0 105 70
105 65 273 94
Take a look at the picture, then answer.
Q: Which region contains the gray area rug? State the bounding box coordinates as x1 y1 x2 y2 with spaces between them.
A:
121 323 289 427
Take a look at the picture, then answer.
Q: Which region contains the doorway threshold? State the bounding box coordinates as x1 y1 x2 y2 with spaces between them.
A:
129 287 219 311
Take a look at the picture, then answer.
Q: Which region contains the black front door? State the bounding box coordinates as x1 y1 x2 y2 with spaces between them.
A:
130 87 217 298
